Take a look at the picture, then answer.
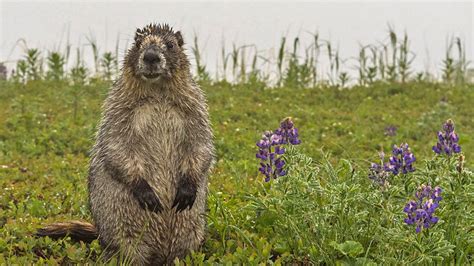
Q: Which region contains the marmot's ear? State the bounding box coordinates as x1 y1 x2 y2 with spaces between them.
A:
175 31 184 47
134 28 144 44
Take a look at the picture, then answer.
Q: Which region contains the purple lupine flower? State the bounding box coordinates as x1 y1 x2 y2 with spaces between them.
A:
384 125 397 137
256 117 301 182
368 151 391 188
369 143 415 188
274 117 301 145
432 119 461 156
385 143 416 175
404 184 442 233
256 131 287 182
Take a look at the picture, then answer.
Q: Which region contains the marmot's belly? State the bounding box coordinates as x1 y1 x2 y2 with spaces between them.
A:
133 103 186 207
148 141 190 205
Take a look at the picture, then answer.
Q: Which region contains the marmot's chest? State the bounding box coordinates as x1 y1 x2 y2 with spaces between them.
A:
131 100 186 146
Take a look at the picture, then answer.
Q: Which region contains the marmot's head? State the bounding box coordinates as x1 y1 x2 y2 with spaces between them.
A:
125 23 188 83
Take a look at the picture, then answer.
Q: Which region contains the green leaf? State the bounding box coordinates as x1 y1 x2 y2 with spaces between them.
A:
330 240 364 258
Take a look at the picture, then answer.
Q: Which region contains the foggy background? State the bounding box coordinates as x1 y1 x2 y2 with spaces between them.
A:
1 1 472 78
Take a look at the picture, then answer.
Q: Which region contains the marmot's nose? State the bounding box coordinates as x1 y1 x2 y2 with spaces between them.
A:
143 47 160 64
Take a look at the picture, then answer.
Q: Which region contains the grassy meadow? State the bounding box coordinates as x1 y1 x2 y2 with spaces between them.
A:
0 28 473 264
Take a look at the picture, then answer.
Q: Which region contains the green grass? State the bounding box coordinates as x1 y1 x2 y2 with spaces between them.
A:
0 78 473 264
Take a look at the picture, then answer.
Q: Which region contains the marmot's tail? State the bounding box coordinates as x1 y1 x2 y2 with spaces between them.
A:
36 221 98 243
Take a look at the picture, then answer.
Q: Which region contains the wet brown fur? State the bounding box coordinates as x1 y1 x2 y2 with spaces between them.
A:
37 24 214 265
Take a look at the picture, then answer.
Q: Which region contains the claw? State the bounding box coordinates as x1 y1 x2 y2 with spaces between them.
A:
172 176 197 213
132 179 163 213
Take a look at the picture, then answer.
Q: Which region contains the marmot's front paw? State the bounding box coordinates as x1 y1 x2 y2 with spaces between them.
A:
172 177 197 212
132 179 163 213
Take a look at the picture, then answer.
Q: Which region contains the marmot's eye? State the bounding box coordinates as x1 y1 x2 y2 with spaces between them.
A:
166 42 174 49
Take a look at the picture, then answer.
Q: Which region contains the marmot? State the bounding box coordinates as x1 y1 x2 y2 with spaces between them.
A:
37 23 214 265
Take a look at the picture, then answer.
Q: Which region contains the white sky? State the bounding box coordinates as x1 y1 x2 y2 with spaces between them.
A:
1 1 472 78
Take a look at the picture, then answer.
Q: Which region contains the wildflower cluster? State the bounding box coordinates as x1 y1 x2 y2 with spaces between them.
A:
369 143 416 187
386 143 416 175
403 184 443 233
368 152 391 188
367 120 464 235
274 118 302 145
256 131 286 182
256 118 301 181
432 119 461 156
